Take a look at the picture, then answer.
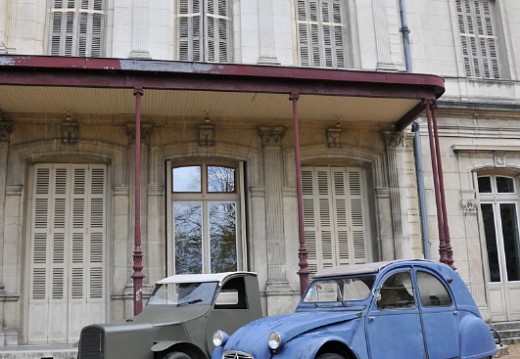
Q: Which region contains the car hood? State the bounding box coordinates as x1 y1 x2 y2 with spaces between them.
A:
222 311 361 352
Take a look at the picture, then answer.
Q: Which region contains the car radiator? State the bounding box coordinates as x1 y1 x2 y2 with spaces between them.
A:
78 326 105 359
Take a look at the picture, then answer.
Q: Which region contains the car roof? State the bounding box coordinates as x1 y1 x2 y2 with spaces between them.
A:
313 259 438 278
156 271 257 285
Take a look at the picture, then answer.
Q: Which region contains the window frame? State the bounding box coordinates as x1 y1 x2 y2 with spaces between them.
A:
175 0 233 63
455 0 502 79
166 160 246 276
47 0 106 57
296 0 349 68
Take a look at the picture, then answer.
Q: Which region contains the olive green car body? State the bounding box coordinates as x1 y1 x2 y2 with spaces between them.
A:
77 272 262 359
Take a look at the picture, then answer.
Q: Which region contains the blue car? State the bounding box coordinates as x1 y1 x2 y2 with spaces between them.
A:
211 260 496 359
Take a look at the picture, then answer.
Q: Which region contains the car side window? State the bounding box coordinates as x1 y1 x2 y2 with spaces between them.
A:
215 277 248 309
377 271 416 310
416 271 453 307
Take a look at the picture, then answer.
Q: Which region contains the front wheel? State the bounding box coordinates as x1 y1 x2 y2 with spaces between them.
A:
316 353 345 359
163 352 192 359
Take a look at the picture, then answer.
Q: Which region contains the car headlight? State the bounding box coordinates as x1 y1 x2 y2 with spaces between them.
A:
212 330 229 347
268 331 282 351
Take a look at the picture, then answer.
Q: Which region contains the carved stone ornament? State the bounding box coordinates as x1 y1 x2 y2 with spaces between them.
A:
0 120 14 142
326 126 342 148
257 126 285 146
494 153 505 167
462 199 478 215
61 115 79 144
198 123 216 146
382 131 405 149
126 124 153 144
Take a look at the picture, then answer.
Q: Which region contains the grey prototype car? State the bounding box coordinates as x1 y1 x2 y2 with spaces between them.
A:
77 271 262 359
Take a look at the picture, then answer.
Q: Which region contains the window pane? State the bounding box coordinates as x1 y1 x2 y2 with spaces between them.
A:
377 272 415 310
500 204 520 281
173 166 201 192
174 202 202 274
209 202 237 272
496 176 515 193
478 176 492 193
208 166 235 192
481 203 501 282
417 271 452 307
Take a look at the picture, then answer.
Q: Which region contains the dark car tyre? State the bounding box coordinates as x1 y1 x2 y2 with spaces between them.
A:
163 352 192 359
316 353 346 359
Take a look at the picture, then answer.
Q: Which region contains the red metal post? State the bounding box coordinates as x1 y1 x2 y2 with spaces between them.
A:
424 99 453 268
132 87 145 315
290 93 309 296
431 103 454 267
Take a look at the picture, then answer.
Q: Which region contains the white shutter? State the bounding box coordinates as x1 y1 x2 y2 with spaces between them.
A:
302 167 369 275
49 0 105 57
178 0 231 62
28 164 106 344
297 0 345 68
205 0 231 62
456 0 500 78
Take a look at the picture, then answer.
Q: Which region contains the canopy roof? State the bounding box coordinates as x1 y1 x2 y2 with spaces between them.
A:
0 55 444 129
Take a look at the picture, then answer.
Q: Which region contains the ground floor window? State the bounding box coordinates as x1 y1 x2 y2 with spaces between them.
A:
302 166 371 274
479 175 520 282
167 161 245 274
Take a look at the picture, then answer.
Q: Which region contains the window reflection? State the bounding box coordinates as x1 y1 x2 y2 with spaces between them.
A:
208 166 236 192
500 204 520 281
210 202 237 272
173 166 201 192
497 176 515 193
174 202 202 274
481 203 501 282
478 176 492 193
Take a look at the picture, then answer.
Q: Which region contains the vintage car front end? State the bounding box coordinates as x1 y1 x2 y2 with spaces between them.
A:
212 311 366 359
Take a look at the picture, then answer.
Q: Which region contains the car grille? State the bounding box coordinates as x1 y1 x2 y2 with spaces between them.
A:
223 350 254 359
78 326 105 359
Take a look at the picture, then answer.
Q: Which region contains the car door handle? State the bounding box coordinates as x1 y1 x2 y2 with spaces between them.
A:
368 316 375 321
452 311 458 315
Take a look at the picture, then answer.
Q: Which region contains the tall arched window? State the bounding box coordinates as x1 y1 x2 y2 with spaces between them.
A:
167 162 245 274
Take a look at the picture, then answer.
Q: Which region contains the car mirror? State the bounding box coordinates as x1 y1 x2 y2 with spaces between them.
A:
373 289 381 302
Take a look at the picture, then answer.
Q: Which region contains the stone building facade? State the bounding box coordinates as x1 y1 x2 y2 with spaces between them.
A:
0 0 518 347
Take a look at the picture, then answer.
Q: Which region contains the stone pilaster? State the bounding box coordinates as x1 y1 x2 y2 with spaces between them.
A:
257 126 289 290
372 0 398 71
257 0 280 64
461 191 491 320
382 131 413 259
129 0 150 59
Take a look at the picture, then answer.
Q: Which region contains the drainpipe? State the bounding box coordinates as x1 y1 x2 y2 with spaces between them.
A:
400 0 431 259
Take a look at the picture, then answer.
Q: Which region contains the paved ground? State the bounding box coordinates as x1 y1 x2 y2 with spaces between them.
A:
499 343 520 358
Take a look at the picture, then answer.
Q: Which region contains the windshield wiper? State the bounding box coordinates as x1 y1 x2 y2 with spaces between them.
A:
177 299 203 307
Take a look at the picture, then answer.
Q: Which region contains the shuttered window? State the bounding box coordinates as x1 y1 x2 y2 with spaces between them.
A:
177 0 232 62
29 164 106 344
456 0 501 79
49 0 105 57
297 0 346 68
302 167 370 275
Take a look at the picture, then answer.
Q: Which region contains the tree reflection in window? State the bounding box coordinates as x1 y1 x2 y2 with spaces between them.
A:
173 164 239 274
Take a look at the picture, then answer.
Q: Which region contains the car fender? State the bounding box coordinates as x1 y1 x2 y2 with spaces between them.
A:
458 313 496 359
273 334 354 359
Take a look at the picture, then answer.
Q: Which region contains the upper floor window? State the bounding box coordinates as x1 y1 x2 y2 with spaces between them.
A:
296 0 347 68
456 0 501 79
48 0 105 57
176 0 233 63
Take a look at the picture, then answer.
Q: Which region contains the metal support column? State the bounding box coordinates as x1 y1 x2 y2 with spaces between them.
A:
424 99 454 268
290 93 309 296
132 87 145 315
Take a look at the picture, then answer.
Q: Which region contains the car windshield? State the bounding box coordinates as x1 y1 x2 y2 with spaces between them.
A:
147 281 218 306
303 275 376 304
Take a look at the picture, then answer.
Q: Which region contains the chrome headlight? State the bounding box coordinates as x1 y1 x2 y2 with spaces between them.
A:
212 330 229 347
268 331 282 351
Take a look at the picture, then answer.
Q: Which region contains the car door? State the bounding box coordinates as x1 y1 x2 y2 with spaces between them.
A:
366 270 426 358
415 269 459 359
